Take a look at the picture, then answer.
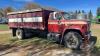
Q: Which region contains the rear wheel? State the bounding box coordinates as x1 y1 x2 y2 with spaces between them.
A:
64 31 82 49
16 29 25 39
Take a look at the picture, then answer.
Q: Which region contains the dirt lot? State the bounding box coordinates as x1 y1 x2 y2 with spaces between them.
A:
0 24 100 56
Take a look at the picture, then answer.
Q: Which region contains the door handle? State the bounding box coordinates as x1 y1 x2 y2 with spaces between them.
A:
58 21 61 25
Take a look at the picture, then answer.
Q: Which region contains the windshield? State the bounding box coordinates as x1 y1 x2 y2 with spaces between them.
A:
63 13 75 20
63 12 87 20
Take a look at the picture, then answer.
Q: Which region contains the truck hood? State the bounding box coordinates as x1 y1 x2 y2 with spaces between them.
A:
66 20 88 24
65 19 91 31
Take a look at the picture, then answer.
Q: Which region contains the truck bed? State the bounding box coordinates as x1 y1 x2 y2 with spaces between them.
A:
7 9 53 30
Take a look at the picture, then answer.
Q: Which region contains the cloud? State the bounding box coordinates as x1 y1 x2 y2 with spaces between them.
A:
13 0 34 2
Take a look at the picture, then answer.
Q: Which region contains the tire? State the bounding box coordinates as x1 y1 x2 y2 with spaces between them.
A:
64 31 82 49
16 29 25 39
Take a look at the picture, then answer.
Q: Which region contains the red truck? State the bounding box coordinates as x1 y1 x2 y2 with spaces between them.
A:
7 8 92 49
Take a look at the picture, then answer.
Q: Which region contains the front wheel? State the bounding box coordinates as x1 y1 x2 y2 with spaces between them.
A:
64 32 82 49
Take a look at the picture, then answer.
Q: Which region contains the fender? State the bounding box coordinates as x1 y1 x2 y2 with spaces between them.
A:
61 26 83 38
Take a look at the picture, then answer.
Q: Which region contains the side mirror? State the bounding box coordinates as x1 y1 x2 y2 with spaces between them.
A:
58 16 62 20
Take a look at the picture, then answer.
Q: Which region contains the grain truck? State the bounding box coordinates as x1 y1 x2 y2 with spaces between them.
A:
7 8 92 49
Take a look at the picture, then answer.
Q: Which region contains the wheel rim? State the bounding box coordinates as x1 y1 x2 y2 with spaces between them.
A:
16 29 22 39
65 33 79 48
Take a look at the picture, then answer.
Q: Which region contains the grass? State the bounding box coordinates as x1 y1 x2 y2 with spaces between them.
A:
9 37 53 47
0 33 11 44
0 24 9 30
0 33 54 47
91 24 100 47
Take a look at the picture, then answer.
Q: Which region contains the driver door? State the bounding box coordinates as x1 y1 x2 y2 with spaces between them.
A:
48 12 63 33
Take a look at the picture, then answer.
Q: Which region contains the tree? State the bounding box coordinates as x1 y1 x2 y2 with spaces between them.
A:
75 10 78 14
24 2 41 10
88 10 93 20
0 8 4 18
3 7 14 17
74 10 78 18
78 10 81 14
84 14 88 19
82 10 85 13
97 7 100 16
4 7 14 13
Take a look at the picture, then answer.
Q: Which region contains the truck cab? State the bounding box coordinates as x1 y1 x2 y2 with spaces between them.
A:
47 12 91 49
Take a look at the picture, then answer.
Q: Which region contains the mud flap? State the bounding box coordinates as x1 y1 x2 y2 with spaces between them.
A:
80 36 97 51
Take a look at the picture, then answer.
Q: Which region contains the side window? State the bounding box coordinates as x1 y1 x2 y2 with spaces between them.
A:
55 13 62 20
49 12 62 20
49 13 54 20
